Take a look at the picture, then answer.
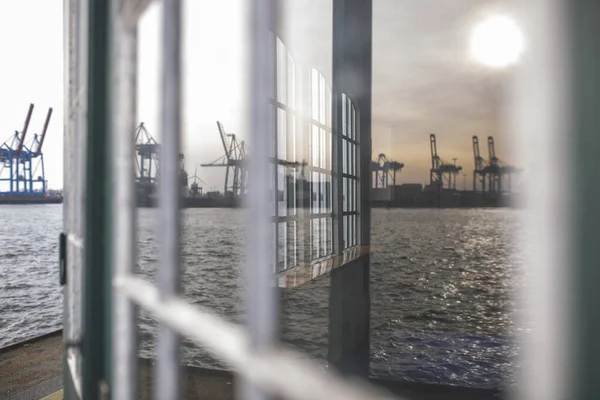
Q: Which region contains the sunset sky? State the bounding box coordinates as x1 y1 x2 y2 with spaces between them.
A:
0 0 519 191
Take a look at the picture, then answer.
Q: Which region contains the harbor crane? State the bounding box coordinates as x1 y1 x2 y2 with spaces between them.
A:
472 135 520 193
134 122 189 203
487 136 522 193
371 153 404 188
429 133 462 189
189 166 206 198
201 122 247 198
472 135 489 192
134 123 159 200
0 103 53 196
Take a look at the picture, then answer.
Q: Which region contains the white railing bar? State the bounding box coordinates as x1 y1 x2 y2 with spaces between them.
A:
157 0 182 399
115 275 401 400
245 0 278 399
510 1 572 399
110 2 139 399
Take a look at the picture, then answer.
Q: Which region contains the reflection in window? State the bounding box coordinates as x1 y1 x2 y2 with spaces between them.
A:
342 94 359 249
271 39 337 271
309 68 333 260
273 37 298 272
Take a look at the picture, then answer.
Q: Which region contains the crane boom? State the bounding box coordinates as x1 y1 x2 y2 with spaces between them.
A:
488 136 497 165
34 108 53 157
473 136 482 170
217 121 232 159
430 133 439 169
16 103 35 156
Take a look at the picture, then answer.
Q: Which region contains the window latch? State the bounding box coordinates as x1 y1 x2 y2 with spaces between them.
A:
59 232 67 285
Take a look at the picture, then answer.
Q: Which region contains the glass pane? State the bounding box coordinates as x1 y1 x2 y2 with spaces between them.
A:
319 75 326 124
343 177 348 212
312 218 320 259
311 125 319 167
287 53 296 109
327 217 333 254
320 217 327 257
343 140 347 174
352 143 356 176
311 68 319 120
288 169 296 214
278 165 287 216
351 104 356 140
342 93 347 136
319 174 326 213
327 130 332 170
343 215 348 250
311 171 319 213
319 128 325 168
327 85 332 128
269 104 276 159
290 115 296 162
277 108 287 160
288 221 297 268
350 179 354 212
278 222 287 268
277 38 287 104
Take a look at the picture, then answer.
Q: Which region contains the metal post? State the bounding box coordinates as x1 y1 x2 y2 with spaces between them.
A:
242 0 278 399
329 0 372 377
82 0 112 397
331 0 344 257
110 1 138 398
156 0 183 399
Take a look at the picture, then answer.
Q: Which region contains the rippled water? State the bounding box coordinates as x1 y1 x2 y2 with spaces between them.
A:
0 205 523 388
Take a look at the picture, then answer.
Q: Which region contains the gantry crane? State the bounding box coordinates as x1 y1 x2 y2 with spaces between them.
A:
201 122 247 198
472 135 489 192
189 166 206 198
371 153 404 188
134 123 159 201
0 104 53 196
429 133 462 189
134 122 189 204
486 136 520 193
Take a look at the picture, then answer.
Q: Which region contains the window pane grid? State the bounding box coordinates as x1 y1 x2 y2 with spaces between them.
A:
308 68 333 261
342 94 359 250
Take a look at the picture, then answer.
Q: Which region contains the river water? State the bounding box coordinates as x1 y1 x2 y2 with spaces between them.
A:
0 205 524 388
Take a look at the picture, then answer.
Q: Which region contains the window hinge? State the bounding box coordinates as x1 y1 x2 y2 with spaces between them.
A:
59 232 67 285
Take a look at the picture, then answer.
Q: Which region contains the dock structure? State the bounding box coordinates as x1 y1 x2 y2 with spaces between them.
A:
1 331 500 400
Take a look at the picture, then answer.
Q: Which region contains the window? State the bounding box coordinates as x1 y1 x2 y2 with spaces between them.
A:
309 68 333 260
342 94 359 249
273 37 300 271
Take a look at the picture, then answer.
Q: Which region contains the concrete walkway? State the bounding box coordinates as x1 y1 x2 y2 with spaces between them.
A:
0 331 502 400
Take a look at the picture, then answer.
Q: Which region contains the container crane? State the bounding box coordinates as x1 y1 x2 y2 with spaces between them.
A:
134 122 189 204
429 133 462 189
371 153 403 188
134 123 159 203
486 136 521 193
472 135 489 192
0 104 52 196
189 166 206 198
201 122 247 198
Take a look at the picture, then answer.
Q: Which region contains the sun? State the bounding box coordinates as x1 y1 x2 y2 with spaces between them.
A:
470 16 524 68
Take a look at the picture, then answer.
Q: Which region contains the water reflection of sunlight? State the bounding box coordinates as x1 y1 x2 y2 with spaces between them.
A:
471 16 524 67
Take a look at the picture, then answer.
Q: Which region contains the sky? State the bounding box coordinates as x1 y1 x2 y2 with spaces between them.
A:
0 0 518 192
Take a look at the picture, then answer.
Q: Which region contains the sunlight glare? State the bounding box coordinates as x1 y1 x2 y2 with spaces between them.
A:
471 16 524 68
